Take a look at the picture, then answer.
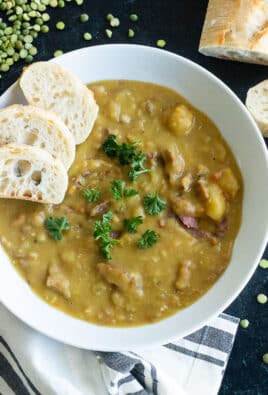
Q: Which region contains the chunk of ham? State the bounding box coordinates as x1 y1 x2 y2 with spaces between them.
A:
46 263 71 299
179 173 193 192
97 263 143 296
178 215 205 239
90 200 111 217
110 230 122 240
175 260 192 290
215 217 229 237
179 215 199 229
196 178 210 199
162 145 185 185
169 209 220 244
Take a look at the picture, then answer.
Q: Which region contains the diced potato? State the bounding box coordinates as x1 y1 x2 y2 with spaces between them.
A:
167 104 194 136
218 168 239 199
108 100 121 122
213 142 226 161
206 183 226 221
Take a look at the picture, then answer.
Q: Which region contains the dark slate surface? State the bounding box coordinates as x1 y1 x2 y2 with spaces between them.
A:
0 1 267 394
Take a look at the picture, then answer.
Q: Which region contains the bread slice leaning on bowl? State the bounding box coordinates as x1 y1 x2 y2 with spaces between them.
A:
246 80 268 137
0 105 75 169
0 144 68 204
199 0 268 65
19 61 99 144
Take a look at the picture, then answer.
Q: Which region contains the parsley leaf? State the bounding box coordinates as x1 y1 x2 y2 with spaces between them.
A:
143 194 167 215
111 180 125 201
102 135 137 164
124 188 139 198
102 135 151 182
124 216 143 234
100 238 117 261
93 211 119 260
138 230 158 249
102 134 119 157
82 188 100 202
128 168 151 182
102 210 113 222
131 152 147 170
118 142 137 165
128 152 151 182
110 180 138 201
45 217 70 240
94 218 112 239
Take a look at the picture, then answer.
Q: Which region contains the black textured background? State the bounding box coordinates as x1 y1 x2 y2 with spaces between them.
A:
0 1 268 394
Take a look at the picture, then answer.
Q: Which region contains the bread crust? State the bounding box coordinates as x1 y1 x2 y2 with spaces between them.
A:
246 80 268 137
199 0 268 65
0 104 75 169
19 62 99 144
0 144 68 204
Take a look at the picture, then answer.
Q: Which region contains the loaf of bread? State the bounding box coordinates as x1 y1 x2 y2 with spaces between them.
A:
19 62 99 144
0 144 68 204
246 80 268 137
0 105 75 169
199 0 268 65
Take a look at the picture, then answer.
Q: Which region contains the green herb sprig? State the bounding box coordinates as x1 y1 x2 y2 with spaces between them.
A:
143 194 167 215
45 217 70 241
138 230 158 249
110 180 138 202
93 210 119 260
82 188 100 202
128 151 151 181
124 216 143 234
102 135 151 181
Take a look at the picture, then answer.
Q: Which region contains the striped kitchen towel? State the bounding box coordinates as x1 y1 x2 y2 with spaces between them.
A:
0 303 239 395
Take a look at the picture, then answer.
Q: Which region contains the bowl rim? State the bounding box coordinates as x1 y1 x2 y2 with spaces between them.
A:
0 43 267 350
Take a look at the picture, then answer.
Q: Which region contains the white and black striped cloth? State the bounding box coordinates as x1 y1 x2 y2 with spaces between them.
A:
0 303 239 395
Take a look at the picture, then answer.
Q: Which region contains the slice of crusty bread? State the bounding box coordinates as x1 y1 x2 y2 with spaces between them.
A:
199 0 268 65
19 62 99 144
0 105 75 169
246 80 268 137
0 144 68 204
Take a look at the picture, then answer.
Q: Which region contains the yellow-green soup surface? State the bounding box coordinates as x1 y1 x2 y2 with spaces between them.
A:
0 80 243 326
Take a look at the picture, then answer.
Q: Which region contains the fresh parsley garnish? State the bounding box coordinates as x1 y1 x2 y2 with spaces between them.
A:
110 180 138 201
138 229 158 249
102 210 113 222
82 188 100 202
124 216 143 234
110 180 125 201
102 134 119 158
124 188 139 198
102 135 151 181
143 194 167 215
118 142 137 165
128 151 151 181
45 217 70 240
93 210 119 260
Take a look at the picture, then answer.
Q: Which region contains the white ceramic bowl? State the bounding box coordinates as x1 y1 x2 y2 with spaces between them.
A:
0 44 267 351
